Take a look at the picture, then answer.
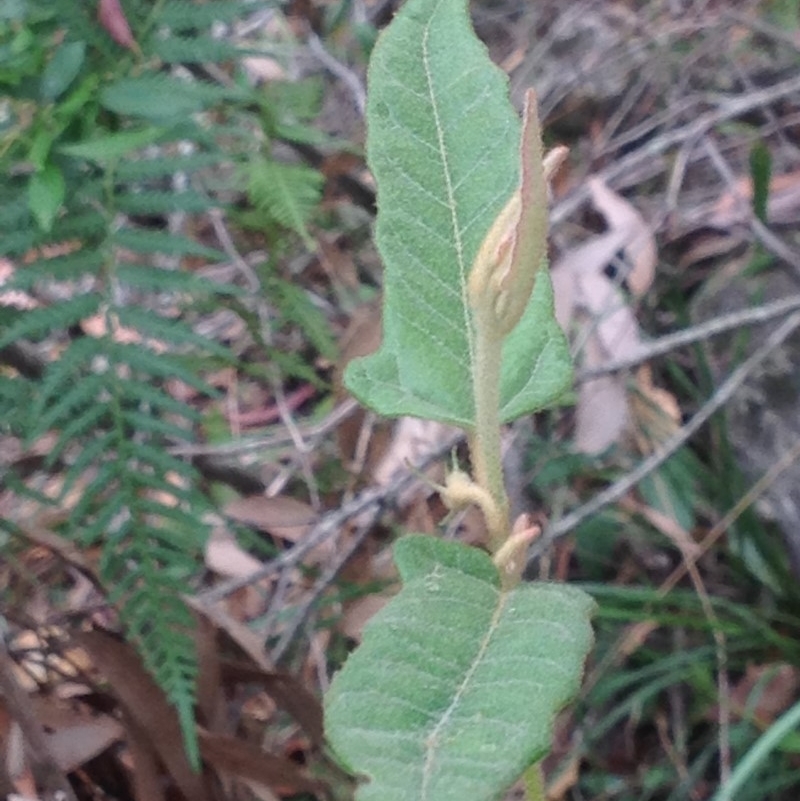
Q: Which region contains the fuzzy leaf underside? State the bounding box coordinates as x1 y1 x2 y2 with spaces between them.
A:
344 0 571 427
325 536 595 801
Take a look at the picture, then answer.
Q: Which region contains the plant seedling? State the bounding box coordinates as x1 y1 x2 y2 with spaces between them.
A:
324 0 595 799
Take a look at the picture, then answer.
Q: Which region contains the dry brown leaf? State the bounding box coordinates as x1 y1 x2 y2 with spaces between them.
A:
372 417 454 488
242 56 286 83
224 495 316 543
217 661 324 746
339 593 393 641
188 598 274 672
46 718 124 773
199 730 322 796
194 616 226 735
575 266 642 361
574 335 629 455
120 706 166 801
630 364 681 453
550 179 656 454
77 629 210 801
727 663 800 728
575 374 628 454
205 527 263 580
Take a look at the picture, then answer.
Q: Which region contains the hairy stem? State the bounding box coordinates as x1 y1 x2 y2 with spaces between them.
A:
470 322 509 551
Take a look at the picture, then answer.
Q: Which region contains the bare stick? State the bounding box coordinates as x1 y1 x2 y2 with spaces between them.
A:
269 504 383 664
307 32 366 117
577 293 800 380
196 430 462 603
529 311 800 561
700 137 800 274
551 72 800 226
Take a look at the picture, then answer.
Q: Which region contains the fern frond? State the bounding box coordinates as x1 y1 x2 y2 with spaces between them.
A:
115 189 217 216
0 294 101 350
264 272 337 360
31 337 103 420
60 433 116 495
152 35 243 64
13 252 105 289
51 209 108 243
246 157 323 244
122 410 196 443
1 0 294 768
116 263 239 296
114 152 226 182
35 376 108 445
115 306 231 358
109 342 213 394
120 379 202 421
111 550 202 767
112 229 225 260
0 374 34 433
157 0 256 30
101 74 246 121
1 229 40 258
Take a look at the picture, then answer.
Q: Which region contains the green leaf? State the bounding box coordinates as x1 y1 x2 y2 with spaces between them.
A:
157 0 253 30
393 534 499 585
40 40 85 100
325 536 595 801
111 229 225 260
100 75 240 121
28 164 65 231
245 157 323 246
58 127 167 162
151 34 242 64
343 0 571 428
749 142 772 224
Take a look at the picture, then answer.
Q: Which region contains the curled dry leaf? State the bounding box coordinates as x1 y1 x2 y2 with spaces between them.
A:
587 177 657 298
551 177 658 454
630 364 681 453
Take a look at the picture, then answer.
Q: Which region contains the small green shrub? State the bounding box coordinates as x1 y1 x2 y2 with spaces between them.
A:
322 1 595 799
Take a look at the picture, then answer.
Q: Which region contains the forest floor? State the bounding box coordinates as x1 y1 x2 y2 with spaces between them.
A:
3 0 800 799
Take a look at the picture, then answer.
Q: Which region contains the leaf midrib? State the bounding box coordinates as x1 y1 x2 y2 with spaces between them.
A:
420 581 509 798
421 0 477 411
